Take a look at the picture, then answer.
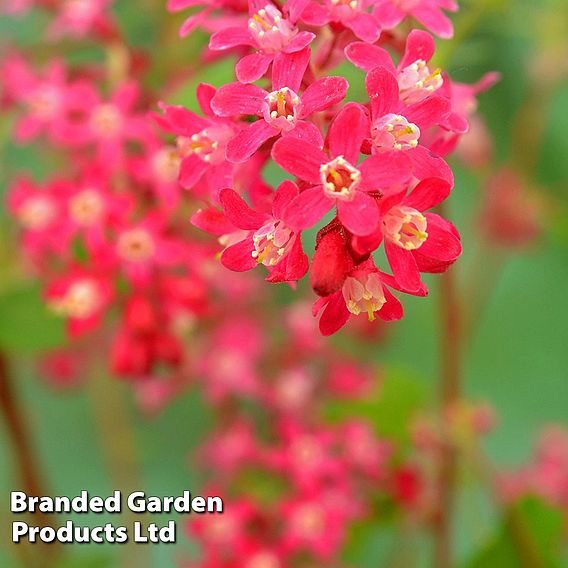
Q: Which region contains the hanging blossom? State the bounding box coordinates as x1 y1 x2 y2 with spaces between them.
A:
160 0 496 336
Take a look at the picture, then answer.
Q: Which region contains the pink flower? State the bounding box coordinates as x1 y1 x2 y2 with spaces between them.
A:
212 47 348 162
352 177 461 290
346 29 443 105
217 181 309 283
313 258 424 335
272 103 413 236
302 0 382 43
363 65 453 183
157 88 237 199
374 0 458 39
45 267 113 338
209 0 315 83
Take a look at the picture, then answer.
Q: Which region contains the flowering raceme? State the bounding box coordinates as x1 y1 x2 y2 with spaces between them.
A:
153 0 496 336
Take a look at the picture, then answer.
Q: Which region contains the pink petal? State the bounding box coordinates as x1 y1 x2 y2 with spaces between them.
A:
417 212 462 262
282 31 315 53
301 2 330 25
209 26 253 50
179 154 209 188
328 103 369 164
273 180 300 219
191 206 235 235
299 76 349 118
366 66 399 119
310 230 352 296
411 5 453 39
345 41 395 73
179 9 211 37
337 191 379 236
211 82 266 117
373 1 405 29
377 287 404 321
400 30 436 68
272 47 311 92
266 235 308 282
221 238 257 272
271 137 327 184
405 95 450 130
226 120 276 163
284 120 324 148
196 83 216 116
158 103 208 136
219 188 268 230
318 292 350 336
359 152 413 191
409 145 453 185
385 241 421 292
287 0 311 23
283 186 332 231
347 12 381 43
404 177 451 211
236 52 273 84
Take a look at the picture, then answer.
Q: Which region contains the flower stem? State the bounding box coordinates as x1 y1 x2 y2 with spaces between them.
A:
0 350 60 567
434 221 462 568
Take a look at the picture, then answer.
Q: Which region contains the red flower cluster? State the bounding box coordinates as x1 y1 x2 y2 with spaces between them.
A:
160 0 494 334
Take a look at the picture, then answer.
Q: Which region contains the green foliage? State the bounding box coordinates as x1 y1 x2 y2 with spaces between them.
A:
465 498 565 568
324 370 427 446
0 285 66 354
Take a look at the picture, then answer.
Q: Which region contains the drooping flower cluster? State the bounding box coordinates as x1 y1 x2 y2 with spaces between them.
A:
160 0 498 335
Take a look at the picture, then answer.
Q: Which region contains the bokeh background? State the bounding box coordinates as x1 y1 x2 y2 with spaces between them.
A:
1 0 567 567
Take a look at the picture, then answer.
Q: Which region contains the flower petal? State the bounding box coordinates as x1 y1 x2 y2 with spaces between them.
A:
318 292 351 335
359 152 413 191
310 229 353 296
282 31 315 53
191 206 235 235
327 103 369 164
345 41 395 73
411 5 453 39
236 52 273 84
209 26 253 50
347 12 381 43
179 154 209 188
385 241 422 292
409 145 453 185
400 29 436 68
337 192 379 236
211 82 266 117
404 177 451 211
219 188 268 230
417 212 462 263
366 65 399 119
282 185 332 231
299 76 349 118
273 180 300 220
272 137 327 183
284 119 324 148
377 287 404 321
272 47 311 92
226 120 276 163
221 237 257 272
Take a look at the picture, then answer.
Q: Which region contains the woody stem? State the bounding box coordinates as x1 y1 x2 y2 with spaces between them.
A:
434 206 462 568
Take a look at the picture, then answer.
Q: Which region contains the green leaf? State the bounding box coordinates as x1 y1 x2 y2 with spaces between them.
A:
0 285 66 353
324 369 426 446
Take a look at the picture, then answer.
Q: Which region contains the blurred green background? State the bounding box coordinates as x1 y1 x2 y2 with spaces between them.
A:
1 0 567 566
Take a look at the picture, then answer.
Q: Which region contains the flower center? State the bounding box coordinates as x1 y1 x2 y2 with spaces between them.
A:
246 552 281 568
290 503 326 536
382 205 428 250
320 156 361 201
251 220 295 266
116 228 156 262
18 196 56 230
372 113 420 152
50 279 101 319
263 88 301 132
342 272 386 321
398 59 443 104
152 146 181 182
177 126 231 165
28 86 60 119
91 104 122 138
248 5 297 52
69 189 104 226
